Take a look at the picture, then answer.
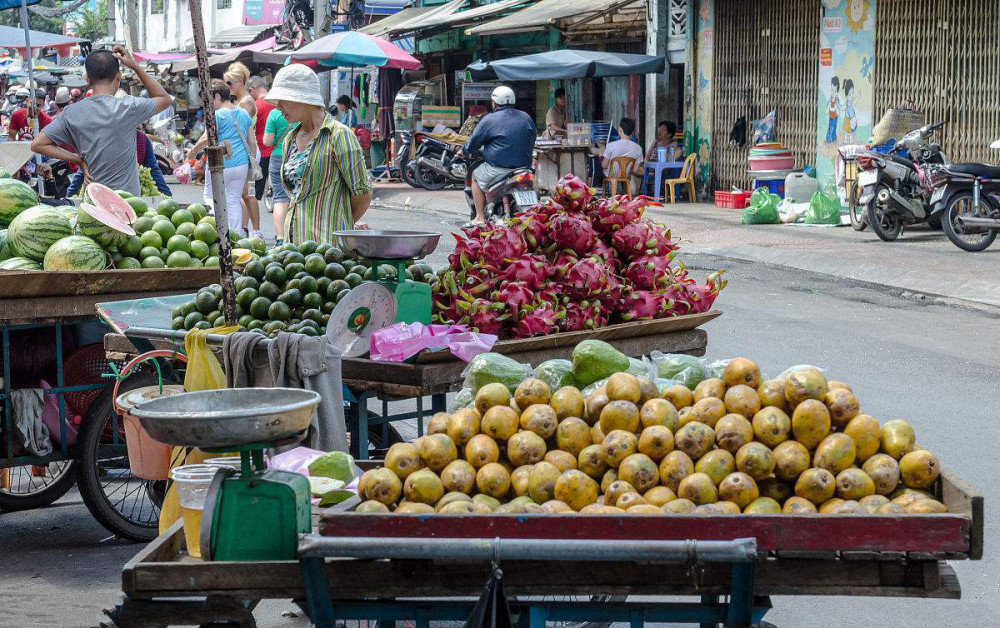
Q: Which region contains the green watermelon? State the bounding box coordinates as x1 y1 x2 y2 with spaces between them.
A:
0 168 11 178
7 206 73 261
77 202 136 248
43 235 108 271
0 229 10 261
0 256 42 271
0 178 40 227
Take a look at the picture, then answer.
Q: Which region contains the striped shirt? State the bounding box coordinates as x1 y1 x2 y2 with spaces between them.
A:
280 113 372 243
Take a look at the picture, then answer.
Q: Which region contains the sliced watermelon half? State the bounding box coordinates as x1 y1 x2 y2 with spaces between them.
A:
86 182 137 224
78 202 136 248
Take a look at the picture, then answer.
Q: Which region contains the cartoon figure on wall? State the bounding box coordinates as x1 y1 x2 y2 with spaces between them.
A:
825 76 840 144
845 0 871 33
842 78 858 143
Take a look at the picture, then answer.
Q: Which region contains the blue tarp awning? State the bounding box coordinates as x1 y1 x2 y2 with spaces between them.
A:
365 0 409 15
0 24 84 51
0 0 41 11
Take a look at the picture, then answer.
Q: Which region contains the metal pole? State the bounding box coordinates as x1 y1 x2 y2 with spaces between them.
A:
187 0 237 325
19 0 41 192
297 536 759 563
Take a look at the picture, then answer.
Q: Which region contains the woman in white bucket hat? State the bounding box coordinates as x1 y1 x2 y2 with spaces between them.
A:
266 63 371 244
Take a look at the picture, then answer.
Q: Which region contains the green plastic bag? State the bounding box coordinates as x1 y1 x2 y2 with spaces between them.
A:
805 191 842 224
461 352 534 394
534 359 576 391
742 188 781 225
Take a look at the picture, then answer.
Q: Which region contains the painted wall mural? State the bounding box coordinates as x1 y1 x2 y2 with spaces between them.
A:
690 0 714 194
815 0 876 192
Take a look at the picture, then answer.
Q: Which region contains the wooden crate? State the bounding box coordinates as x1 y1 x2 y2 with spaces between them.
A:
319 471 982 561
0 268 220 325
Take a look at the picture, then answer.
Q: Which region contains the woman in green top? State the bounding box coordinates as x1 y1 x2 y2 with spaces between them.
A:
265 64 372 243
263 107 291 245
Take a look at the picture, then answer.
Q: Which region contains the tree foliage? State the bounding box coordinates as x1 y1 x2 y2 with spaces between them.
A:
73 0 108 42
0 0 63 34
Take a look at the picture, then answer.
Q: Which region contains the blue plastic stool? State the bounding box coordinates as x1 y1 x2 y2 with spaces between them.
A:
642 162 684 200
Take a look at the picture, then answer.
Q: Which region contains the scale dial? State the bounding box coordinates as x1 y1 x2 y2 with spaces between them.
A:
325 282 397 357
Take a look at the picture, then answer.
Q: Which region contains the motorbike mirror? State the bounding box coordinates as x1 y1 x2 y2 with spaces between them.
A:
990 140 1000 150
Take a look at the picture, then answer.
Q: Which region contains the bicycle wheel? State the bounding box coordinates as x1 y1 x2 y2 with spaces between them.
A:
76 373 166 541
0 459 76 511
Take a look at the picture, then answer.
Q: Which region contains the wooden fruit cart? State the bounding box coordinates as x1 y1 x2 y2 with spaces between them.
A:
102 310 719 459
0 267 219 541
106 468 981 628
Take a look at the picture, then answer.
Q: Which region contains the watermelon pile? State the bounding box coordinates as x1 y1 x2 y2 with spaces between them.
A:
0 182 229 273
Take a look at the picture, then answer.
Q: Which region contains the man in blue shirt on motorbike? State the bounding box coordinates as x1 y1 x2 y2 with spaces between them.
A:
463 86 536 224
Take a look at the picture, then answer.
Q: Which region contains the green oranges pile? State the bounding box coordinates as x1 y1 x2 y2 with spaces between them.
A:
113 198 224 269
172 240 439 335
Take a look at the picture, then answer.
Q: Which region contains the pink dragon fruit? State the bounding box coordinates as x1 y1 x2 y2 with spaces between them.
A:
623 253 677 290
561 300 608 332
493 281 534 311
600 274 625 312
479 227 527 268
553 174 594 211
549 251 580 277
561 257 611 299
512 210 552 251
463 298 507 336
512 303 564 338
611 221 677 260
497 254 550 289
448 230 485 270
587 195 647 233
589 239 620 271
548 212 597 254
620 289 670 322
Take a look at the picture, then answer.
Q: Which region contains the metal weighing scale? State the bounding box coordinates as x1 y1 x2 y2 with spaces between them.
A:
327 230 441 358
132 388 322 561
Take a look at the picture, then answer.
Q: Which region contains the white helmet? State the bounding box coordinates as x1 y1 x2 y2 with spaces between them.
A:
491 85 515 106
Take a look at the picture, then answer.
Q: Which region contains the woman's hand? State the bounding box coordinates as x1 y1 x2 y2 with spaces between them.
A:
353 221 370 230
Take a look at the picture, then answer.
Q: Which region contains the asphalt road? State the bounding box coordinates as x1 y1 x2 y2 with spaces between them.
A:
1 186 997 627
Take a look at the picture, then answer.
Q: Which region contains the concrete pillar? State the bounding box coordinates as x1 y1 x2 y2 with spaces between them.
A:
645 0 669 149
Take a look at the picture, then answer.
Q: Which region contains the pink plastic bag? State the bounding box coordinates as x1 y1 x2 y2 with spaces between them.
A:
172 162 193 184
40 380 78 447
370 322 497 363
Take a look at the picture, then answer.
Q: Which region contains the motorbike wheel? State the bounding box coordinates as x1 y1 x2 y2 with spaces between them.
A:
849 181 867 231
866 185 903 241
414 162 449 191
400 159 421 188
942 192 998 252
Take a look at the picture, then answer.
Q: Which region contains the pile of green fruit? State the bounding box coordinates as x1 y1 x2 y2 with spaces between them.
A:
172 240 438 335
113 197 232 269
353 348 948 517
137 166 158 197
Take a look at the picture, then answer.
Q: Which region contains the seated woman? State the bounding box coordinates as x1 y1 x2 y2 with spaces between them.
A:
646 120 683 163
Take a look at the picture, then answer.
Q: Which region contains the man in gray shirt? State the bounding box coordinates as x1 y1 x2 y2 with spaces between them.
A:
32 45 172 196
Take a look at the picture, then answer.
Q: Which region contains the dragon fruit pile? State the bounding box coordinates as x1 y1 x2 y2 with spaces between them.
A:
432 174 727 339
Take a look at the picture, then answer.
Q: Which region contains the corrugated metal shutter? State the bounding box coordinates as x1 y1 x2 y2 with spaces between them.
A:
711 0 819 190
875 0 1000 164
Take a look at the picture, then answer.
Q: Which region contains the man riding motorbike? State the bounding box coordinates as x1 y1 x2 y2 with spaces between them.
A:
462 86 536 225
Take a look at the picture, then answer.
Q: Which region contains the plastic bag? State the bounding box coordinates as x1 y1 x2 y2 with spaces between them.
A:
370 322 496 363
461 353 533 394
777 199 809 224
627 357 657 380
775 364 828 381
451 387 475 411
805 191 842 225
534 359 575 392
742 188 781 225
183 326 239 392
172 161 193 184
648 352 709 390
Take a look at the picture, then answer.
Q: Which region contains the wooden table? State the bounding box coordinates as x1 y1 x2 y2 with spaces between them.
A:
104 311 717 458
108 469 978 627
534 143 592 192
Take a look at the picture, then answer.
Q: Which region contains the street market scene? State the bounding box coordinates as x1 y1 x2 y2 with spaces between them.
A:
0 0 997 626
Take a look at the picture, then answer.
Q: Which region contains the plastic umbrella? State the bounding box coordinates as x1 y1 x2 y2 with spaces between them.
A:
291 31 421 70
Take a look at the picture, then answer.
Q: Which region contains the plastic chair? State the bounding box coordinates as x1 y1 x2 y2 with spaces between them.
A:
642 160 683 200
664 154 697 203
603 156 637 197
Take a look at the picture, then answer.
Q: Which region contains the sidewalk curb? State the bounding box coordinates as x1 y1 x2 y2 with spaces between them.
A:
685 244 1000 315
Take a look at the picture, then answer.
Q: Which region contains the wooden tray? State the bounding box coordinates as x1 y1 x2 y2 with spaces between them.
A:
319 471 982 560
1 268 221 325
414 310 721 364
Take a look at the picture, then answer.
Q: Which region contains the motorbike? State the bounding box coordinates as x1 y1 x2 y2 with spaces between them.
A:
413 133 467 190
925 140 1000 252
37 159 74 203
856 122 949 241
394 131 420 188
464 153 537 223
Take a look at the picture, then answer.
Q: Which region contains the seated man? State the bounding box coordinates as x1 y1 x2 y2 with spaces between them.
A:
601 117 644 180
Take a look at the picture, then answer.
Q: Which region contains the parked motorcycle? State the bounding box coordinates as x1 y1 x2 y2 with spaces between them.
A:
926 140 1000 252
856 122 949 241
413 133 467 190
464 154 537 223
393 131 421 188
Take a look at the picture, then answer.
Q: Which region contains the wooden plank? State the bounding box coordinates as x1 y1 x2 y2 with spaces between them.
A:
414 311 720 363
941 470 983 559
0 267 219 299
317 511 972 554
3 289 202 325
122 521 184 593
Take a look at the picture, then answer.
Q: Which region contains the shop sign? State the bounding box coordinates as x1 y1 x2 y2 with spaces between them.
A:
244 0 283 25
820 48 832 66
462 82 497 102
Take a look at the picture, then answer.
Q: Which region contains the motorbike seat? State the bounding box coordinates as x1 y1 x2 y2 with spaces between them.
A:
487 167 532 187
885 153 915 168
948 163 1000 179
